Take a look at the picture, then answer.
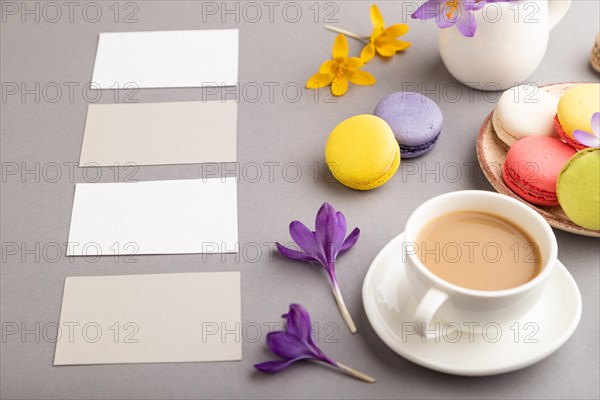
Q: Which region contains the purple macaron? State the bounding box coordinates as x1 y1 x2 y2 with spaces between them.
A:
374 92 443 158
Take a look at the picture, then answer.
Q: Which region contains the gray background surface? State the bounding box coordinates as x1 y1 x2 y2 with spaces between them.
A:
1 1 599 399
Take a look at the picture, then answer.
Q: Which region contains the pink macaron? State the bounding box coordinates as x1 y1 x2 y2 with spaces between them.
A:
503 136 577 206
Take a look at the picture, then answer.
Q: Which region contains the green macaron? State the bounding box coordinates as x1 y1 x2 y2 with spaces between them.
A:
557 148 600 231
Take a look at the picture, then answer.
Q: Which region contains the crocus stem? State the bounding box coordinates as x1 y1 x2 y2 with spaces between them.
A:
335 362 376 383
324 25 370 44
331 283 357 334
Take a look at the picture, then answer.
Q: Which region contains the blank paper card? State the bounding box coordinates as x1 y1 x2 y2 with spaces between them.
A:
53 272 242 365
91 29 239 89
66 178 238 256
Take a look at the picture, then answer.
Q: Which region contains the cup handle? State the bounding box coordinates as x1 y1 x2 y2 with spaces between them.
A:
548 0 571 30
412 287 449 339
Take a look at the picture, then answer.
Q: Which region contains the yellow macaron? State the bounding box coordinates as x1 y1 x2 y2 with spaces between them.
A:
555 83 600 149
325 115 400 190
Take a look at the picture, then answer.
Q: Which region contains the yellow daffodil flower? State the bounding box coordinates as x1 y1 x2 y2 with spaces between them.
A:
360 4 411 62
306 34 376 97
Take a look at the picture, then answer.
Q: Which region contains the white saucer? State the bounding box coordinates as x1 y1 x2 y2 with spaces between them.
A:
362 233 582 376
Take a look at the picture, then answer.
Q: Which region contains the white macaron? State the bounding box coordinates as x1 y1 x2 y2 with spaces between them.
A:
492 85 559 147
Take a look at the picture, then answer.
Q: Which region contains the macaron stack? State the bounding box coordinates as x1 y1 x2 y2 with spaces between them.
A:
325 92 443 190
496 83 600 231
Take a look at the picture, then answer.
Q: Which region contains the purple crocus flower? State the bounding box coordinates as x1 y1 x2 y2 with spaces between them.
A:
275 203 360 333
411 0 488 37
573 112 600 148
255 304 375 383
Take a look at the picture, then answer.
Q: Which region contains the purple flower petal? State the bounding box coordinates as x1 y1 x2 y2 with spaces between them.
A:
275 243 316 262
339 227 360 256
411 0 444 20
276 203 358 273
573 130 600 148
436 14 457 29
289 221 318 258
413 0 486 35
266 331 316 359
315 203 346 266
464 0 487 11
254 357 309 373
285 305 336 365
334 212 347 250
456 8 477 37
591 112 600 137
283 304 314 343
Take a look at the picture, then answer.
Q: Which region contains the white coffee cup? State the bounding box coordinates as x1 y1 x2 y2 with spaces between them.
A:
403 190 557 339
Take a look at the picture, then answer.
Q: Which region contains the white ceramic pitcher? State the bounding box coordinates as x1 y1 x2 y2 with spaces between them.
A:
439 0 572 90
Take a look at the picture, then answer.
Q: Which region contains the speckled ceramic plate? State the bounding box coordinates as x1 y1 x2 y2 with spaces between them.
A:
476 82 600 238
